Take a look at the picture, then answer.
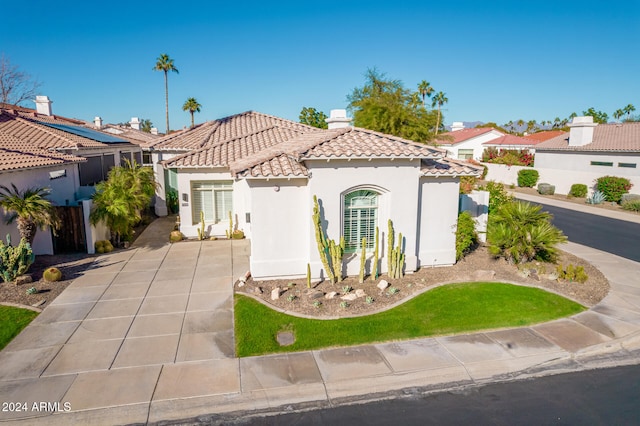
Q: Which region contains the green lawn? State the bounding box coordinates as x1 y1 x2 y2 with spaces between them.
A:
0 305 38 350
235 282 585 357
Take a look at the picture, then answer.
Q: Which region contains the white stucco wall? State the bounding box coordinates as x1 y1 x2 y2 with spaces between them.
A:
0 164 80 255
248 179 309 279
442 130 503 160
417 177 459 267
152 151 182 217
485 153 640 195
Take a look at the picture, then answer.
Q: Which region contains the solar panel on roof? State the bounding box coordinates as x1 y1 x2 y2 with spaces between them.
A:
40 122 129 144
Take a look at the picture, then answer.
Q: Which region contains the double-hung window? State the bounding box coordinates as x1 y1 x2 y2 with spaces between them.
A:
191 181 233 224
343 190 378 252
458 149 474 160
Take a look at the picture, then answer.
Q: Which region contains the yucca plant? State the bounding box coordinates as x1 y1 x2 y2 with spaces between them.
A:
487 201 567 264
0 184 60 245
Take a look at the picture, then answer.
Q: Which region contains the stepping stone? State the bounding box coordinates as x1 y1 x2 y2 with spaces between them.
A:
277 331 295 346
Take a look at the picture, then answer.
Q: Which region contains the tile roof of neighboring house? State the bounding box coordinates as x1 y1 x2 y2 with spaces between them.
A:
0 132 85 171
149 111 319 151
483 134 540 146
435 127 500 145
420 158 484 177
522 130 566 142
99 125 162 145
535 122 640 152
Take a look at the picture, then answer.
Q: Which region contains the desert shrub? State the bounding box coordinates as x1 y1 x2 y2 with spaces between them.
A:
487 201 567 264
622 200 640 212
0 236 35 282
517 169 539 188
568 184 588 198
555 263 588 283
482 148 534 166
456 211 478 260
459 176 476 194
537 183 555 195
595 176 633 203
477 181 514 215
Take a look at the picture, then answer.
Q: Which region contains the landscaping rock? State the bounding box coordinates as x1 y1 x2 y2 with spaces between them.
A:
473 270 496 281
341 293 358 301
31 299 46 308
355 289 366 298
306 290 324 300
15 275 33 286
377 280 390 291
271 287 281 300
252 286 263 295
276 331 295 346
529 269 540 281
325 291 338 299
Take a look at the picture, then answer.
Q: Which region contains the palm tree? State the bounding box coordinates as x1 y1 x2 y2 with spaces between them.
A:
182 97 202 128
613 109 625 122
624 104 636 121
417 80 434 109
431 91 448 135
152 54 179 134
0 184 60 245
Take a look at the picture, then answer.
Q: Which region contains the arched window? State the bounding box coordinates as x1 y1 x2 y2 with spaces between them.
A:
343 189 378 252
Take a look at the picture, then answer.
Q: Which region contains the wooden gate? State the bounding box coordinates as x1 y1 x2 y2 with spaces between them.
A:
53 206 86 253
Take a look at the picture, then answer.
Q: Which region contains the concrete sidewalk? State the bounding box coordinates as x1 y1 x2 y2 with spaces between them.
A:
1 207 640 425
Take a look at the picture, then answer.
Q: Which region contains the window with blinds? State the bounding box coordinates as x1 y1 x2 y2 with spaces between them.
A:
191 181 233 224
343 190 378 252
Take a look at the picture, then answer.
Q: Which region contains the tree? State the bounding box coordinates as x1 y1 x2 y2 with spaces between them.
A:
613 109 625 122
431 91 448 135
526 119 537 134
152 54 179 134
623 104 636 121
0 55 42 106
417 80 434 109
582 107 608 124
347 69 438 143
182 97 202 128
476 122 509 133
90 160 156 245
0 184 60 245
140 119 153 133
299 107 328 129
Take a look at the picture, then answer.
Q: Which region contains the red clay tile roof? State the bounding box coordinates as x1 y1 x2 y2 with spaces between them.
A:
535 122 640 152
0 133 85 171
483 134 540 146
435 128 500 145
522 130 566 142
420 158 483 177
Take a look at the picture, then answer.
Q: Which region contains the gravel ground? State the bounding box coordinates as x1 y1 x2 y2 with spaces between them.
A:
237 246 610 318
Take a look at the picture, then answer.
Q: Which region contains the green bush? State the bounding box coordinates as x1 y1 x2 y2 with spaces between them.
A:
456 211 478 260
517 169 540 188
622 200 640 212
568 184 588 198
595 176 633 203
477 181 514 215
459 176 476 194
487 201 567 264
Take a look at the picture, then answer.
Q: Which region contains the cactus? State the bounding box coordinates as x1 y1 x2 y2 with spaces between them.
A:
26 286 38 295
387 221 405 279
306 263 311 288
359 237 366 283
328 237 345 282
43 267 62 282
231 229 245 239
312 195 335 283
225 210 233 239
372 226 379 279
0 235 35 283
586 190 606 205
197 211 205 240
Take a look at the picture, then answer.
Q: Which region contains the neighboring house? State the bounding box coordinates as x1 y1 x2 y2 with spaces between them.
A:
155 110 481 280
535 116 640 182
521 130 566 143
483 133 543 154
0 98 144 254
435 124 504 160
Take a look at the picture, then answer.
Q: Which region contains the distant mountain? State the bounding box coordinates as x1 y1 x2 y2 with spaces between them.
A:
444 121 484 131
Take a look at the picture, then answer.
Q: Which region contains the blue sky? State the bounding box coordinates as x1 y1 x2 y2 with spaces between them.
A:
3 0 639 132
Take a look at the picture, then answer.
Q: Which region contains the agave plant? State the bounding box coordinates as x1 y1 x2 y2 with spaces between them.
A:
586 190 606 205
487 201 567 264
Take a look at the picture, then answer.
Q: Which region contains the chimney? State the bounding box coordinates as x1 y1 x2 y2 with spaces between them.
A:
451 121 465 132
34 96 53 116
325 109 352 129
150 127 158 135
568 116 597 147
94 116 103 128
130 117 141 130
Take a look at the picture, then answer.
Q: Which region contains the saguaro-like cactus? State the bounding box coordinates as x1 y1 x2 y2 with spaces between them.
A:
372 226 379 279
359 237 367 283
328 236 345 282
312 195 335 283
306 263 311 288
197 211 205 240
387 220 405 279
0 235 35 283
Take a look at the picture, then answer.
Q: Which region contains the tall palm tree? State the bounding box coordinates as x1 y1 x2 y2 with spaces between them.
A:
182 98 202 128
153 54 179 134
417 80 434 109
624 104 636 121
0 184 60 245
431 91 448 135
613 109 625 122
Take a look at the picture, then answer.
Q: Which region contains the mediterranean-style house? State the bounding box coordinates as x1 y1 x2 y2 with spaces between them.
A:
435 124 504 160
151 110 482 280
